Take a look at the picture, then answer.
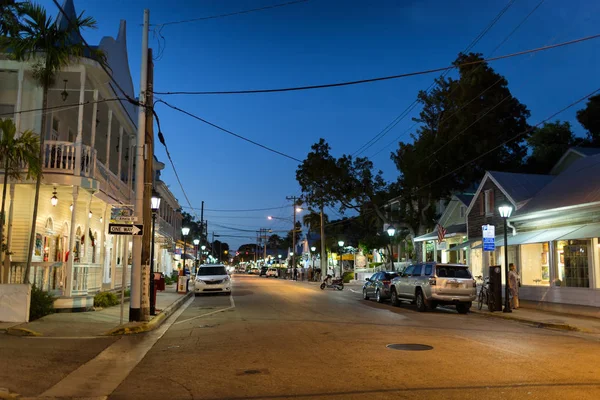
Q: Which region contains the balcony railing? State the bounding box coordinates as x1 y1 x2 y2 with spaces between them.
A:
72 263 103 296
95 161 133 203
43 141 96 178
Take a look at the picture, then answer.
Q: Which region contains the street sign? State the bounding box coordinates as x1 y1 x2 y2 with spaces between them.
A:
482 224 495 251
113 216 138 222
109 223 144 236
110 206 135 223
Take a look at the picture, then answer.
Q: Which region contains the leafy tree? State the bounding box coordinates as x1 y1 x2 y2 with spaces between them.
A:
526 121 575 173
302 210 327 242
281 221 302 251
576 94 600 146
267 234 283 249
0 119 41 282
391 52 530 239
0 0 22 37
0 3 106 275
181 212 205 243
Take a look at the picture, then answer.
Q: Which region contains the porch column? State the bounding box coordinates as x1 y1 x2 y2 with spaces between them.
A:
64 186 79 297
83 193 92 263
105 109 113 166
549 241 557 286
422 242 426 262
433 241 438 262
122 236 130 288
14 67 24 133
74 66 86 176
110 235 118 289
90 90 98 173
117 126 123 179
1 185 16 283
100 203 108 283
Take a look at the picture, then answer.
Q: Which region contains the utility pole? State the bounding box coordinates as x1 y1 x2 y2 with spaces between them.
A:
263 228 267 261
254 232 258 263
200 200 204 245
211 232 215 258
130 8 149 322
320 205 326 277
286 196 298 273
141 47 154 321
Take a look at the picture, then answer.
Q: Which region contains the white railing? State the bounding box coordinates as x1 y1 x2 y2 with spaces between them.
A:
9 262 65 296
95 161 133 203
114 265 132 288
72 263 103 296
43 141 96 178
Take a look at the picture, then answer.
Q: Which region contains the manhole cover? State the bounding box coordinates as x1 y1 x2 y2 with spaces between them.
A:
386 344 433 351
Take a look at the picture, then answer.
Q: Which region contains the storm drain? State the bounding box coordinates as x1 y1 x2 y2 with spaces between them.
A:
386 344 433 351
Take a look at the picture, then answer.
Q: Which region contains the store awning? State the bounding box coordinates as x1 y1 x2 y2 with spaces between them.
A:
472 224 599 249
414 223 467 242
520 226 583 244
557 223 600 240
447 239 478 251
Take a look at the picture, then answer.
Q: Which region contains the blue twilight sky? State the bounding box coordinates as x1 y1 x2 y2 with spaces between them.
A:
39 0 600 248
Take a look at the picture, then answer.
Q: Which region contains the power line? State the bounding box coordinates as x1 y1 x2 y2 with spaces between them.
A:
154 0 309 26
367 0 546 159
0 97 128 118
182 205 289 212
155 99 303 162
151 33 600 96
352 0 516 157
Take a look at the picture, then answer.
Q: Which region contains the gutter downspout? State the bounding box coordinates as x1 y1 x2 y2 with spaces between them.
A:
507 220 516 236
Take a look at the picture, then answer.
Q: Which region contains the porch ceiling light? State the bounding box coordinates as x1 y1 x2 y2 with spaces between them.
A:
100 217 103 223
88 210 92 219
50 188 58 207
498 204 513 219
387 227 396 237
69 204 73 212
61 80 68 102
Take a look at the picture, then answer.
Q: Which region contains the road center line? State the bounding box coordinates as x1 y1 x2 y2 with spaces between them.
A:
40 296 194 399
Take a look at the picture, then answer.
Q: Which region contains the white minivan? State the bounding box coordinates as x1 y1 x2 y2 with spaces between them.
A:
193 264 231 295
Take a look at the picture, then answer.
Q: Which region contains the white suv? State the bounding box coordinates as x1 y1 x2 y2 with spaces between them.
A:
193 264 231 295
266 268 278 278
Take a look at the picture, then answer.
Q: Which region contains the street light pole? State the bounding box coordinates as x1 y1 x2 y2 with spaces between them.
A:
193 239 200 272
181 227 190 275
338 240 344 278
149 193 161 316
499 204 513 313
387 227 396 271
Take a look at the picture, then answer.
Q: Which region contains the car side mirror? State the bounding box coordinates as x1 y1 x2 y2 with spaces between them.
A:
365 278 371 282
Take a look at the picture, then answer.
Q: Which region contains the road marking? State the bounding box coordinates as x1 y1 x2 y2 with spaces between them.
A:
40 296 193 398
350 289 361 294
174 293 236 325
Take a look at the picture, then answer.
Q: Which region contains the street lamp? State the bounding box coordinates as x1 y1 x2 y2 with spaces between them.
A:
338 240 344 278
193 238 200 271
149 193 161 315
387 227 396 271
181 227 190 276
498 204 513 313
310 246 317 279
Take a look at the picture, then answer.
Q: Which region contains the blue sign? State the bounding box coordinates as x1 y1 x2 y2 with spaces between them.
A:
482 225 495 251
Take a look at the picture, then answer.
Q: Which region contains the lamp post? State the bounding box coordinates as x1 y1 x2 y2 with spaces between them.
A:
200 245 206 264
338 240 344 278
387 227 396 271
149 193 161 315
181 227 190 275
498 204 513 313
193 239 200 272
311 246 317 281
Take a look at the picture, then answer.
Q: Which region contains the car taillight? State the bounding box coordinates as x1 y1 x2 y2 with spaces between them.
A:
428 277 436 286
382 280 391 286
472 280 477 288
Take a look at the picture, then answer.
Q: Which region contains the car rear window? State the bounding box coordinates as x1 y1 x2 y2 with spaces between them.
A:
197 266 227 276
436 266 472 279
385 273 399 280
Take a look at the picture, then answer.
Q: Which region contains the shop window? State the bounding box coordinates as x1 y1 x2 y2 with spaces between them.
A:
557 240 590 288
460 206 466 218
521 243 550 286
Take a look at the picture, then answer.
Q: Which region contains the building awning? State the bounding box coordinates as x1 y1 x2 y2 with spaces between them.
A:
414 223 467 242
182 253 195 260
556 223 600 240
447 239 478 251
472 224 600 249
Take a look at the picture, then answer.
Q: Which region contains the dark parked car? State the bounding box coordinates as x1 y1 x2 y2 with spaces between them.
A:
260 266 268 276
362 271 399 303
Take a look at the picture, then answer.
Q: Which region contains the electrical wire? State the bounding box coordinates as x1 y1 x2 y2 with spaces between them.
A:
0 97 129 118
182 205 289 212
151 33 600 96
352 0 516 157
154 99 302 162
154 0 309 26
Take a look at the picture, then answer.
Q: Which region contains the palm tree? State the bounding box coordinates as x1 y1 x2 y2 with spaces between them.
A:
0 2 105 278
0 118 41 283
0 0 23 37
302 210 328 242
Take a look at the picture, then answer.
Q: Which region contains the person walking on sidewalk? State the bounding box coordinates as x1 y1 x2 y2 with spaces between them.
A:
293 267 298 281
508 263 520 309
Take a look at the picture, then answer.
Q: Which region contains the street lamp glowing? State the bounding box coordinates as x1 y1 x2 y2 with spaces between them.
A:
338 240 344 247
201 245 206 251
278 254 282 259
150 194 161 212
181 227 190 236
193 239 200 246
295 207 302 213
498 204 513 218
311 246 316 252
267 216 273 220
387 227 396 237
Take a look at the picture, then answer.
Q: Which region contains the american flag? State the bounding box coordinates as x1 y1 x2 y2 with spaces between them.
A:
437 224 447 243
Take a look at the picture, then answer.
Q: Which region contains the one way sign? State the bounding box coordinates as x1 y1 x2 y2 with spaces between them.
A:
109 223 144 236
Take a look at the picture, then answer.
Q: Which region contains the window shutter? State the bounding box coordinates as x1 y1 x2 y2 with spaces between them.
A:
490 189 495 214
479 195 484 216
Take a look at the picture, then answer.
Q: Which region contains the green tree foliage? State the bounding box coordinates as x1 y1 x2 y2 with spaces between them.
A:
181 212 205 243
0 119 41 282
0 0 23 37
391 52 530 236
0 2 106 277
267 234 283 249
576 94 600 146
526 121 575 174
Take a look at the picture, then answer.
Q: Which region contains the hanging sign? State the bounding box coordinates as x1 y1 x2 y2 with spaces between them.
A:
482 224 495 251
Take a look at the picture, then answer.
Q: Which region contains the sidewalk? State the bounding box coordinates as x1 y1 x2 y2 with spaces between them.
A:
5 284 191 337
471 304 600 334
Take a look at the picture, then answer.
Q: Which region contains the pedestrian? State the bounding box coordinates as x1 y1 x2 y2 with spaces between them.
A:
293 267 298 281
508 263 519 309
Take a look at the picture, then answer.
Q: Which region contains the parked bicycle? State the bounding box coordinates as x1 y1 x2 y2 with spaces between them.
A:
476 275 495 311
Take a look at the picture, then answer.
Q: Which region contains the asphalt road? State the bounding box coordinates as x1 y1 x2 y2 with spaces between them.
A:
108 275 600 400
2 275 600 399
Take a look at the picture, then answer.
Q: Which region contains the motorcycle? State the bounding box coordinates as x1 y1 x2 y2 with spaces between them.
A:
320 275 344 291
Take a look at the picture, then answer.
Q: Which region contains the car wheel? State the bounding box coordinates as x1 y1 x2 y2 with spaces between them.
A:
415 290 428 312
390 288 399 306
363 288 369 300
376 289 383 303
456 303 470 314
337 283 344 291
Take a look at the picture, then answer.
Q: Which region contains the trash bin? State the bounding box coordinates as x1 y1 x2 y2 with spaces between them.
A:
488 265 503 312
154 272 165 291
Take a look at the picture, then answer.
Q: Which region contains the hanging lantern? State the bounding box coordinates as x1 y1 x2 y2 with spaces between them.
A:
50 188 58 207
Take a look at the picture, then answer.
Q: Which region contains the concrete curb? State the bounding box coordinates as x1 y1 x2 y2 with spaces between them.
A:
103 291 193 336
5 327 42 337
471 310 583 332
